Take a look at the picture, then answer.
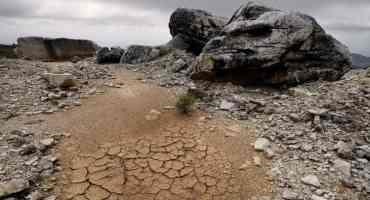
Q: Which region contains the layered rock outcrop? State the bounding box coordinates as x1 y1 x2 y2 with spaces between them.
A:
190 2 351 85
16 37 98 61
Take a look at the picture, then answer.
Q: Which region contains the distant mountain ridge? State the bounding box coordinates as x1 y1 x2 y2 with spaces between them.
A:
352 53 370 69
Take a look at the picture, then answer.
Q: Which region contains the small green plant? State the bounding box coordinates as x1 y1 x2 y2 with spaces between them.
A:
176 93 197 114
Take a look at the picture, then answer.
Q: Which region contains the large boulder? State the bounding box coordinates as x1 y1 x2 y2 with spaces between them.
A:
16 37 98 61
96 47 125 64
0 44 17 58
191 2 351 85
120 45 163 64
169 8 227 55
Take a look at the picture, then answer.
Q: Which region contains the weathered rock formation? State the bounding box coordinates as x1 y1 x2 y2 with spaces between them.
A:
169 8 227 55
120 45 164 64
96 47 125 64
0 44 17 58
191 2 351 85
16 37 98 61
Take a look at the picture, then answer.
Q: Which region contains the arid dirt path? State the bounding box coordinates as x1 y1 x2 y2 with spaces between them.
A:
46 70 273 200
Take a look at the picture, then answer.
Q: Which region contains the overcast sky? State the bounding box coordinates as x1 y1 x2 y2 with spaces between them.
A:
0 0 369 55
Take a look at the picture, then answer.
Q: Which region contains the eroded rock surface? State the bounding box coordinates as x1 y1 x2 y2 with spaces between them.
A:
169 8 227 55
0 44 17 59
191 2 351 85
16 37 98 61
120 45 163 64
96 47 125 64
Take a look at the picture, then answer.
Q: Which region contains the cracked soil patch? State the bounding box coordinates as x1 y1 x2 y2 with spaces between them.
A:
47 70 273 200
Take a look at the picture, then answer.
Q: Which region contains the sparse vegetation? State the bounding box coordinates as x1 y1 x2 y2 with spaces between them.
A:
176 93 197 114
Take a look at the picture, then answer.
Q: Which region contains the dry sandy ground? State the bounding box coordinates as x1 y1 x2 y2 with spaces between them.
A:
15 70 275 200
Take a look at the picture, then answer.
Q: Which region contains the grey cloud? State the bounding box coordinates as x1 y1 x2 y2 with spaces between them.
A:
0 0 38 17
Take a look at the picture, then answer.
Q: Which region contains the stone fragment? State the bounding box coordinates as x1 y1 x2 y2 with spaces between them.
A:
333 159 351 178
28 190 43 200
301 175 320 187
170 59 188 73
288 88 315 97
145 109 161 121
40 138 54 147
311 195 327 200
42 73 77 89
335 141 353 159
220 100 234 111
282 190 299 200
253 156 262 166
0 179 30 198
254 138 271 152
20 144 37 155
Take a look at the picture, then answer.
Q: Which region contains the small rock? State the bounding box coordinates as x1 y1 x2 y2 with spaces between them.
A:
145 109 161 121
25 157 39 165
44 195 57 200
253 156 262 166
42 73 77 89
239 160 251 170
335 141 353 159
250 99 266 107
282 190 299 200
301 174 320 187
220 100 234 111
254 138 271 152
301 143 313 152
171 59 188 73
20 144 37 155
333 159 351 178
307 108 329 117
71 56 81 63
88 88 97 95
311 195 327 200
0 179 30 198
28 190 43 200
355 145 370 159
288 113 301 122
288 88 316 97
40 138 54 147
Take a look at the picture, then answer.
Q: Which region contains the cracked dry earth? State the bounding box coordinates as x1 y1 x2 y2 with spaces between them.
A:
46 71 273 200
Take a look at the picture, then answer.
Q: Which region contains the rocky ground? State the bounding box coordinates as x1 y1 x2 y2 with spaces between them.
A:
0 56 369 200
123 52 370 200
0 57 117 200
